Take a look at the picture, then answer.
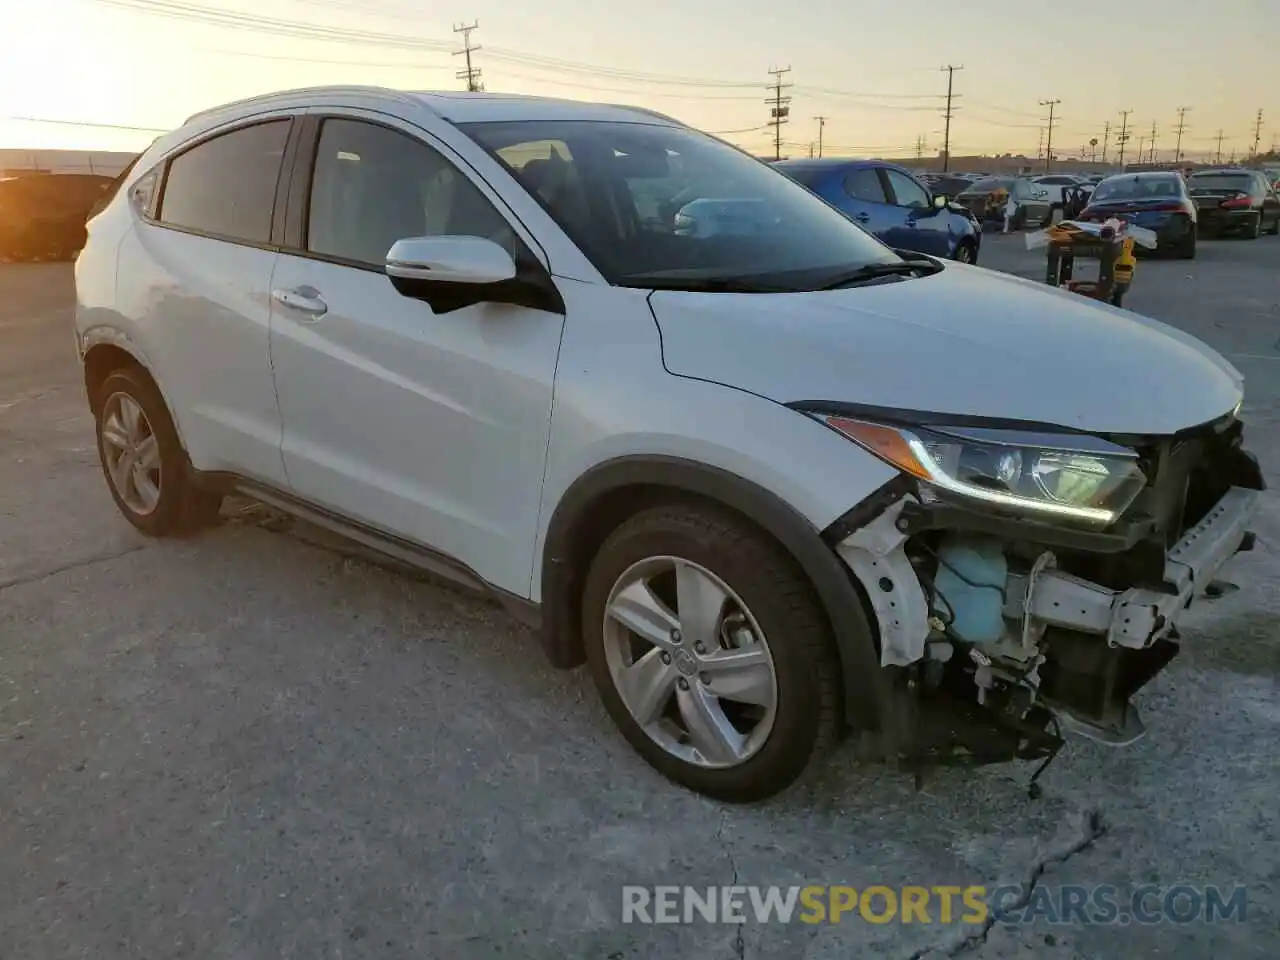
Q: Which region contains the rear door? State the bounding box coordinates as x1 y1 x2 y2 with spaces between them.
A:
1256 173 1280 229
881 167 951 256
115 116 293 485
839 166 898 240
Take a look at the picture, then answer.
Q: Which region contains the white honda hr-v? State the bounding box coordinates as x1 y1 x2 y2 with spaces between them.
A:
75 87 1262 801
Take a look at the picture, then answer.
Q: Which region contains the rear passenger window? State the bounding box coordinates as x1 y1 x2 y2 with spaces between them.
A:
158 120 290 244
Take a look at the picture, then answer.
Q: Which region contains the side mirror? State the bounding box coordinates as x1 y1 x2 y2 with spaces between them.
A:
386 235 517 285
932 193 950 209
384 235 564 316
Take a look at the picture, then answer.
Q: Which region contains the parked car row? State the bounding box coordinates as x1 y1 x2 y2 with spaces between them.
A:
0 173 115 261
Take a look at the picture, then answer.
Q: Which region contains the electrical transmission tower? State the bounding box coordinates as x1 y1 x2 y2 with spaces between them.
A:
1115 109 1132 169
1147 120 1158 162
1173 106 1190 162
1040 98 1061 172
813 115 827 158
453 21 483 92
939 64 963 172
766 66 792 162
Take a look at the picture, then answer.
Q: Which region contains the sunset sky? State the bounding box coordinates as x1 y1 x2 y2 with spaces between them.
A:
2 0 1276 161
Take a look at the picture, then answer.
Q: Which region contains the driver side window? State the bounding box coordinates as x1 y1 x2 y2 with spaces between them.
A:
884 168 930 209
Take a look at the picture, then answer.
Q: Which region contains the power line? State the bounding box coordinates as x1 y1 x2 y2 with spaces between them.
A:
766 66 792 162
1173 106 1189 162
452 20 483 92
939 64 963 172
1 114 170 133
813 115 827 158
1116 109 1132 169
1039 98 1060 172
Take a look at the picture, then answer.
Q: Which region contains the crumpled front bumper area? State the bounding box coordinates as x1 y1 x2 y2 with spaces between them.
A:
836 479 1260 748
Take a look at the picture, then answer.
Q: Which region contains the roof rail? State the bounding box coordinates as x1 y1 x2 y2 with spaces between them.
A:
182 85 420 125
609 104 685 126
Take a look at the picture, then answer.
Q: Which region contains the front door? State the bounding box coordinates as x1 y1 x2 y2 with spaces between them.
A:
881 167 950 257
267 114 565 596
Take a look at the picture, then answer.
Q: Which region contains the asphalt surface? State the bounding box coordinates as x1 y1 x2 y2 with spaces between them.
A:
2 238 1278 959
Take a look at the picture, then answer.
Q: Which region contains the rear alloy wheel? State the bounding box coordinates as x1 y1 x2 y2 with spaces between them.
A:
95 368 223 537
582 505 840 802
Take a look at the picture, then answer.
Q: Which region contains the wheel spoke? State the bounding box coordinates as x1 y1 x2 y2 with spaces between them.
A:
134 434 160 470
119 396 144 443
618 647 679 726
132 468 161 511
674 561 728 651
101 412 130 452
677 683 746 765
700 645 775 707
607 580 680 651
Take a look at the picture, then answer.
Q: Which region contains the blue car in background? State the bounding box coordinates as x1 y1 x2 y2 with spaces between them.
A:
773 159 982 264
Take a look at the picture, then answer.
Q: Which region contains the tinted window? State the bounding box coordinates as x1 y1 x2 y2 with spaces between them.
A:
306 118 517 266
159 121 289 243
1187 172 1254 194
884 168 930 209
845 167 888 203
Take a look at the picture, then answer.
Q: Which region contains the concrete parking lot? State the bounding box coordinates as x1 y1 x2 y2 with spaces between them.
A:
2 239 1278 959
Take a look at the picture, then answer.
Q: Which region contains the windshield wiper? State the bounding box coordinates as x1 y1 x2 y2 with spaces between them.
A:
618 275 793 293
819 258 942 290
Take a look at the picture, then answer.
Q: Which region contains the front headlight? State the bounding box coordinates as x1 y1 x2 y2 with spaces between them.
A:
821 416 1146 526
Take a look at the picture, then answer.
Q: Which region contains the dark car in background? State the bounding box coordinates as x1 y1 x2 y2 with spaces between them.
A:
0 173 115 261
1080 171 1197 258
954 175 1051 229
774 158 982 263
1187 168 1280 239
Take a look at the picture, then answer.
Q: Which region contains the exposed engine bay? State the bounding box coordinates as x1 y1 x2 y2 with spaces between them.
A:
833 416 1264 789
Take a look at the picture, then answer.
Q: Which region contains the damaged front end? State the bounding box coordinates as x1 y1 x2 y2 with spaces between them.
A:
822 410 1263 784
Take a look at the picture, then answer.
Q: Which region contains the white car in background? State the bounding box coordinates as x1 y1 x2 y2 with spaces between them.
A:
74 87 1262 801
1029 174 1088 222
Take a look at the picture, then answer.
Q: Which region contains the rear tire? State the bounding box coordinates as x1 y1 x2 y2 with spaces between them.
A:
94 368 222 537
581 504 841 802
955 239 977 264
1268 214 1280 236
1177 225 1197 260
1246 213 1262 239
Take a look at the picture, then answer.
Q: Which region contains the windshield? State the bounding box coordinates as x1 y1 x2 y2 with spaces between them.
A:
1187 173 1253 193
1091 176 1182 202
460 120 899 290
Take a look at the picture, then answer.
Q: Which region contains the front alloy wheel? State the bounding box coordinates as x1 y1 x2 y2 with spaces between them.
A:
602 556 778 768
583 504 842 802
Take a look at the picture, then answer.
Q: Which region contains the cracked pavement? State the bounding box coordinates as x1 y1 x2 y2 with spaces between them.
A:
2 247 1278 958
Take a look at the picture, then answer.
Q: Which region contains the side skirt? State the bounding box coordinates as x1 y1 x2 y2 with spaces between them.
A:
197 471 541 630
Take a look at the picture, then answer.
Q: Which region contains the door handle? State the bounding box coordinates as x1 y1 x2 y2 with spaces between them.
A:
854 213 870 223
271 286 328 318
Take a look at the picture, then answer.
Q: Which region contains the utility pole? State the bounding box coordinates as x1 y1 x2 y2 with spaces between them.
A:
1101 120 1110 162
1137 134 1146 165
1147 120 1158 163
452 21 483 92
813 115 827 158
1036 127 1045 160
1215 129 1224 165
1116 109 1132 169
939 64 963 172
766 66 792 162
1252 109 1264 160
808 142 815 159
1173 106 1189 163
915 134 926 162
1040 98 1060 172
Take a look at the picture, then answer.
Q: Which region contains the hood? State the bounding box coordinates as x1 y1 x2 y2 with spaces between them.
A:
650 263 1243 436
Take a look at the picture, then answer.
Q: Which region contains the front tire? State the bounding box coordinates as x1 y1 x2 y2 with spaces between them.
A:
95 368 222 537
955 239 977 264
582 504 840 802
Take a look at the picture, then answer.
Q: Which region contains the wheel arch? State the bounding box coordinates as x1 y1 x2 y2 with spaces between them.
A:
81 337 187 453
539 455 889 732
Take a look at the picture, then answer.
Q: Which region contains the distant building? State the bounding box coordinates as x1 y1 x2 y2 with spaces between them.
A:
0 148 138 178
